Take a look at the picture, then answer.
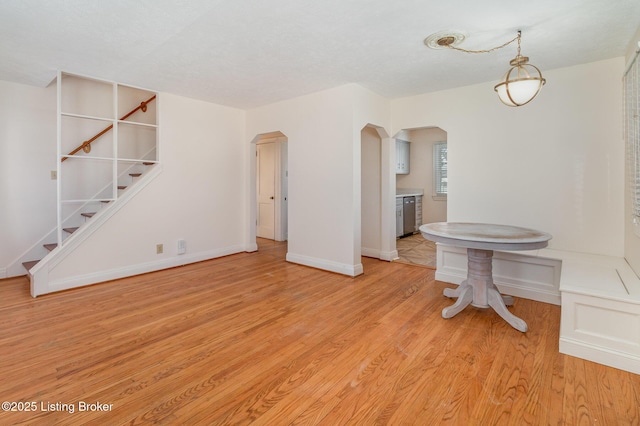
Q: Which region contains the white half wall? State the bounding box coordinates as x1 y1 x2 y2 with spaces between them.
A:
0 80 57 277
392 58 625 257
45 93 247 288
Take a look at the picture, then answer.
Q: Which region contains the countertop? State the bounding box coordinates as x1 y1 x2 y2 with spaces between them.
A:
396 188 424 198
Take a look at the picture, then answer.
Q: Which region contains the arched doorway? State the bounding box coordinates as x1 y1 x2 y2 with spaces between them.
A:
360 124 396 263
393 126 448 268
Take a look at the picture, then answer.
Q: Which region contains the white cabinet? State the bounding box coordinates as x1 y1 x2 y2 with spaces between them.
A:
396 197 403 237
396 140 410 175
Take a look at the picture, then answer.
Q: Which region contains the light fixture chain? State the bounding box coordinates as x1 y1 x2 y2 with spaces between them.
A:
446 34 519 54
425 29 545 106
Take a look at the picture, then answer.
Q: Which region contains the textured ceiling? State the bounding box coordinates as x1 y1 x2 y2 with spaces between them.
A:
1 0 639 108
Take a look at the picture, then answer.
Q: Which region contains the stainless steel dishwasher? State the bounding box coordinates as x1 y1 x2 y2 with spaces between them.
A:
402 196 415 236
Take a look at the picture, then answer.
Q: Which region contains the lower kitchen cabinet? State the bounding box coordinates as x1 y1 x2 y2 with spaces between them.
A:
396 197 403 237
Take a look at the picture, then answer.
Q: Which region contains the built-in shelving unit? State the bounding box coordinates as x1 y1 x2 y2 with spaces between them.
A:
56 72 158 246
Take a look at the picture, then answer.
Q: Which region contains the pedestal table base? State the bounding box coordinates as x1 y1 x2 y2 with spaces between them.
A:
441 248 528 332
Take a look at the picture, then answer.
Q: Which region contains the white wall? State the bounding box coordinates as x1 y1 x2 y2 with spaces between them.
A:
0 80 56 277
352 85 394 262
625 25 640 275
246 85 358 274
46 93 247 286
246 84 391 275
361 126 381 256
392 58 625 256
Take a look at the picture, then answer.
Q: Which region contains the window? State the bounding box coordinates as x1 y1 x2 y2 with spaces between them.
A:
433 142 447 199
625 45 640 236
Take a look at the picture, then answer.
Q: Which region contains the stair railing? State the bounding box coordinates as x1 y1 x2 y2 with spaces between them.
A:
61 95 156 161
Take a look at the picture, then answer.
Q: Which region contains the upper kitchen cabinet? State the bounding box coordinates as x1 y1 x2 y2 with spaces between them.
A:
396 140 410 174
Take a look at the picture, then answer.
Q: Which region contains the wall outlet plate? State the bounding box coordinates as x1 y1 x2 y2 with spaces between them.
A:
51 170 57 180
177 239 186 255
156 244 163 254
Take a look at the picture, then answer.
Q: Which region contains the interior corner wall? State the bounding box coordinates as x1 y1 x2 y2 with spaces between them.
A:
47 92 247 286
0 80 56 277
391 57 625 256
352 84 392 133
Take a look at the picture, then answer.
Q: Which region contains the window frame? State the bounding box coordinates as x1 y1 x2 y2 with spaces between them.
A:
433 142 448 200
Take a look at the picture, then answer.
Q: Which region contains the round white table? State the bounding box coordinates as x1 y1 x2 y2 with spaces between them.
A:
419 222 552 332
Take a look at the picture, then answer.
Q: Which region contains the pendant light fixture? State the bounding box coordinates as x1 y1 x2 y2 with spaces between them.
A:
424 30 546 107
493 31 546 106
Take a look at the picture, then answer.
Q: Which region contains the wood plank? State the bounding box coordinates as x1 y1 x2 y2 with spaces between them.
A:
1 239 639 424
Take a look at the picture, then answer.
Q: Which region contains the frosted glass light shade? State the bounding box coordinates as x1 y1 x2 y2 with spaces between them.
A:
494 63 546 107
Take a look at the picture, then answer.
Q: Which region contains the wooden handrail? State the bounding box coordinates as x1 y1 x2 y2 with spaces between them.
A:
61 95 156 162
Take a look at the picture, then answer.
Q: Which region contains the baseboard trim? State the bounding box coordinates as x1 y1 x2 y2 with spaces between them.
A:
360 247 398 262
286 253 363 277
44 245 245 295
560 337 640 375
361 247 380 259
362 248 397 262
380 250 398 262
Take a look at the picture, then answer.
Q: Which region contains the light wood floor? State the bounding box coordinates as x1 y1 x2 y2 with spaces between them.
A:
1 239 639 425
396 233 437 268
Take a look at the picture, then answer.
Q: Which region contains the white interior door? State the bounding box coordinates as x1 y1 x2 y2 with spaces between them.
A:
257 142 276 239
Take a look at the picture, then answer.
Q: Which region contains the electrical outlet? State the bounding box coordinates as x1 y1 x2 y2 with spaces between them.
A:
156 244 163 254
177 239 186 255
51 170 57 180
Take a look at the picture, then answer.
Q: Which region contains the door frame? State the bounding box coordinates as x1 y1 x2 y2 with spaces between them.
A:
256 141 277 239
250 132 288 246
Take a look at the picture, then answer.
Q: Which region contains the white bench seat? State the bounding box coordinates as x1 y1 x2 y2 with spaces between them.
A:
550 249 640 375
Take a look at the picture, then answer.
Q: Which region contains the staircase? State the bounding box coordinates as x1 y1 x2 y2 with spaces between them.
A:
13 72 160 297
21 163 156 273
